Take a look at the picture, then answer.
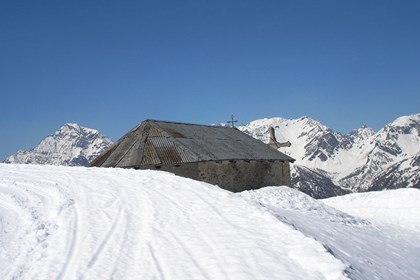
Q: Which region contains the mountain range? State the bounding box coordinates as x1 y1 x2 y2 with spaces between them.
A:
239 113 420 197
3 114 419 198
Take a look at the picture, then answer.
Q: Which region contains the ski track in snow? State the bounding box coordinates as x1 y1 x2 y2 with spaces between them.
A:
2 165 420 279
0 164 350 280
0 164 420 280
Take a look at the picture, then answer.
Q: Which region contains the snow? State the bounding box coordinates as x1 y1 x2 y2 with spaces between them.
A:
395 133 420 156
240 116 370 178
376 114 420 157
323 188 420 236
1 164 419 279
4 123 113 166
0 164 347 280
239 114 420 192
391 113 420 128
242 187 420 280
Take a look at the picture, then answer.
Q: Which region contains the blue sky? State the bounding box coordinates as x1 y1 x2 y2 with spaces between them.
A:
1 0 419 160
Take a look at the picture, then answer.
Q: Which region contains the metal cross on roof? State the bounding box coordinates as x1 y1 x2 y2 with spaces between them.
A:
227 115 238 128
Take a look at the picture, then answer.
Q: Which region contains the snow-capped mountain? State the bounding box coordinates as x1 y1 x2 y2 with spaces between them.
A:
4 115 418 197
240 113 420 196
4 123 113 166
338 114 420 191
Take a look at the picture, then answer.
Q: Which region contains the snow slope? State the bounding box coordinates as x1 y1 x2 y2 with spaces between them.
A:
324 189 420 236
242 187 420 280
1 164 419 279
0 164 347 280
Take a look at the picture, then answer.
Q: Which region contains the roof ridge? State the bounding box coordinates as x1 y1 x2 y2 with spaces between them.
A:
145 119 230 128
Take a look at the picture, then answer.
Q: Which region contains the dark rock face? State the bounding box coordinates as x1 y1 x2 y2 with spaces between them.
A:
303 129 343 162
369 154 420 191
291 165 349 199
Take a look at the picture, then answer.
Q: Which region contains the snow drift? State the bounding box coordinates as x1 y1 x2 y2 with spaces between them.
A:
242 187 420 280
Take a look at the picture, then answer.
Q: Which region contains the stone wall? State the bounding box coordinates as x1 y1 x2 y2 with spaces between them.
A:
137 160 291 192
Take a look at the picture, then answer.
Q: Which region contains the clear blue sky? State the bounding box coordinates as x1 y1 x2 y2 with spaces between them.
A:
1 0 419 160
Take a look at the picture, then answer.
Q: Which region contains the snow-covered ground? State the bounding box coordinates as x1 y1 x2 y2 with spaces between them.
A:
242 187 420 279
323 189 420 237
1 164 419 279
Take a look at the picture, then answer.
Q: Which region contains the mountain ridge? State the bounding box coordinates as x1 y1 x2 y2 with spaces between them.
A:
4 114 419 198
240 113 420 196
4 123 113 166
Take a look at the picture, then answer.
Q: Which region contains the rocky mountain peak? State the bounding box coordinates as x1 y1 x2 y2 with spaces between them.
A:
379 114 419 139
4 114 419 198
240 113 420 196
348 125 375 144
389 113 420 128
297 115 321 126
4 123 113 166
374 114 420 157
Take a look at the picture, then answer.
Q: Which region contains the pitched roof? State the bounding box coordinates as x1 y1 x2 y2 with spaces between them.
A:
90 120 295 168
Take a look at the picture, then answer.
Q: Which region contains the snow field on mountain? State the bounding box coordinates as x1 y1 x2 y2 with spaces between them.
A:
241 117 371 178
0 164 347 280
